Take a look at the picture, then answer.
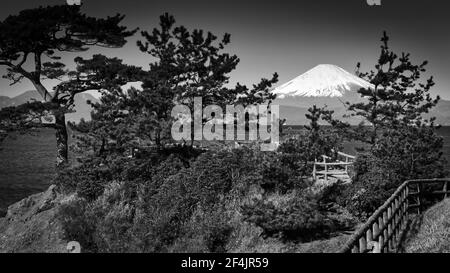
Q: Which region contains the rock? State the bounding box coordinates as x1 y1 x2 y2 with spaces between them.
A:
0 185 72 253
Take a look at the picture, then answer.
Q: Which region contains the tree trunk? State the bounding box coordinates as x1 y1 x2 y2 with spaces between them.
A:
98 138 106 157
55 111 68 168
32 81 53 102
30 81 67 166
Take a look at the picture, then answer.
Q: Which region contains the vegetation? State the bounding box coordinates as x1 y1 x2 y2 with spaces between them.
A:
333 32 446 219
56 144 356 252
403 198 450 253
68 13 278 157
0 5 136 166
0 4 447 253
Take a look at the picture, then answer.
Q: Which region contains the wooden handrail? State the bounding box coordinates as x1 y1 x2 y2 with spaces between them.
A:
337 151 356 160
340 178 450 253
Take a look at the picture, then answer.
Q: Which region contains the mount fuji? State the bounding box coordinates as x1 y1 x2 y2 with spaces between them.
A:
274 64 373 98
273 64 372 124
273 64 450 125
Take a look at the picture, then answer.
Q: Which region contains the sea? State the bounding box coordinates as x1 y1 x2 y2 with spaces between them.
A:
1 127 450 215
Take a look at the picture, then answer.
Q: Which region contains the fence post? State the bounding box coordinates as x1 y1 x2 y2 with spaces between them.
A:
396 197 402 243
383 211 389 252
393 200 398 247
359 237 367 253
313 161 317 181
417 183 422 214
372 222 379 243
387 206 393 251
443 180 448 199
378 217 384 252
405 188 408 226
405 185 409 224
366 228 373 246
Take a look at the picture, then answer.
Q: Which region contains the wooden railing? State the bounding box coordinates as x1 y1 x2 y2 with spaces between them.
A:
313 152 356 183
340 178 450 253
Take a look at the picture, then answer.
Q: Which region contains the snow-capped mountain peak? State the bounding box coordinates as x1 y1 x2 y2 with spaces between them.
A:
273 64 373 98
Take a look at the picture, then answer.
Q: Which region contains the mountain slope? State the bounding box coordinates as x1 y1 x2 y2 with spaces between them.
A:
274 64 373 98
0 90 98 123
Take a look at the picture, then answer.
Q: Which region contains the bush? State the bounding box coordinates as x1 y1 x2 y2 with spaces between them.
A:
169 205 234 253
56 150 191 201
56 144 356 252
339 126 447 220
55 157 128 200
58 199 98 252
337 154 398 219
242 191 333 242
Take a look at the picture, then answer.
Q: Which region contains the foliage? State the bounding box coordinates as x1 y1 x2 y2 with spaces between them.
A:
242 189 356 241
58 199 98 252
241 191 325 241
340 126 447 219
0 101 57 147
278 105 343 177
404 198 450 253
137 13 278 110
329 32 447 217
68 13 279 157
57 140 356 252
0 4 135 165
337 153 399 219
347 31 439 145
3 4 448 253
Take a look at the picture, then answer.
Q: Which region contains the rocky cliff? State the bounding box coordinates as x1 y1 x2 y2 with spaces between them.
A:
0 185 73 253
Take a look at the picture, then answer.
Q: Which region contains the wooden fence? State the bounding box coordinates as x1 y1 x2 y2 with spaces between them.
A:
340 178 450 253
313 152 356 183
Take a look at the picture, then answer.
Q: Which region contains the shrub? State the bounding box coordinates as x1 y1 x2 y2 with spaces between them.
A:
56 144 356 252
339 126 447 219
58 199 98 252
169 205 234 253
241 191 329 241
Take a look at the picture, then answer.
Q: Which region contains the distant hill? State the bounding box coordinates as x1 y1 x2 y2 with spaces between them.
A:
0 90 99 123
273 64 450 125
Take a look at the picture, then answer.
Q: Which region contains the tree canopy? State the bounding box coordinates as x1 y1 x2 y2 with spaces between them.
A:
70 13 279 155
0 4 136 166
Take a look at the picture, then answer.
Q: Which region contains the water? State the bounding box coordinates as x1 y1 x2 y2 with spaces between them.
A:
0 129 56 215
1 127 450 214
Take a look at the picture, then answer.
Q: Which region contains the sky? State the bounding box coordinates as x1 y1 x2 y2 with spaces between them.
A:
1 0 450 99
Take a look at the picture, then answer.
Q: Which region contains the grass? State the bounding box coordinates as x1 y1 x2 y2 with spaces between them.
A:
403 198 450 253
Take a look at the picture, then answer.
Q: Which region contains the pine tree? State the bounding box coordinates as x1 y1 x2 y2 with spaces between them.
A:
63 54 143 157
337 33 446 215
69 14 279 157
0 5 135 166
136 13 279 146
348 31 439 145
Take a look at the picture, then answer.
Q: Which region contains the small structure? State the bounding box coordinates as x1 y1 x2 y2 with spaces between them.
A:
313 151 356 184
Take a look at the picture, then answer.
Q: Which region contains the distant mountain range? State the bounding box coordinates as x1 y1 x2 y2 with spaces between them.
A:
2 65 450 126
0 90 99 123
273 64 450 125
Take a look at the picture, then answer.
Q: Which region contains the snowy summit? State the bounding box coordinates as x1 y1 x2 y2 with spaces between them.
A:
273 64 373 98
